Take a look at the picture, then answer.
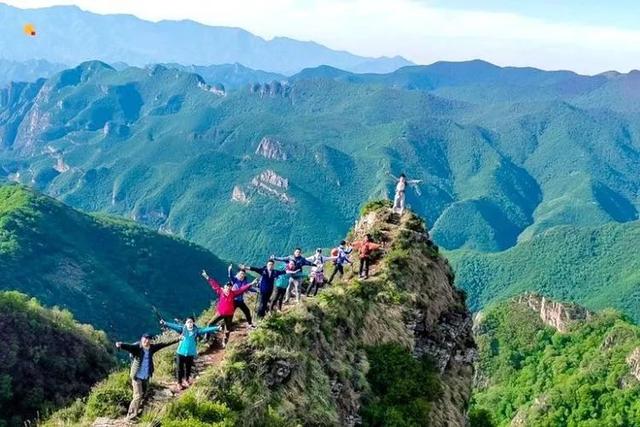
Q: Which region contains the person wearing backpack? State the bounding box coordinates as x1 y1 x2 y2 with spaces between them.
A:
352 234 383 279
273 248 314 301
115 334 178 420
202 269 254 347
243 260 287 318
160 317 221 389
327 240 353 284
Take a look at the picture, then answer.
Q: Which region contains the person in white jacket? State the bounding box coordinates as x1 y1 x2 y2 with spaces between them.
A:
306 248 337 297
388 172 422 215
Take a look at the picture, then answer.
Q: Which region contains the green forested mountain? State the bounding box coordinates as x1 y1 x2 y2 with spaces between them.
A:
0 291 115 427
0 60 637 263
448 221 640 322
472 295 640 426
0 184 227 339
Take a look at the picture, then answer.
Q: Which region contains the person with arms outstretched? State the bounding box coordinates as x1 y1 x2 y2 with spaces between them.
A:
202 269 253 347
160 317 220 390
352 234 383 279
115 333 178 420
306 248 337 297
228 264 258 328
243 260 287 318
271 261 300 311
388 171 422 215
327 240 353 284
272 248 313 303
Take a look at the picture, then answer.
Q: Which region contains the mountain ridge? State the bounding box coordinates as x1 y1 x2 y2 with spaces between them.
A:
0 2 413 75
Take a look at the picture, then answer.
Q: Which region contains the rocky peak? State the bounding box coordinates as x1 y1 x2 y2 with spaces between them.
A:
516 293 592 333
255 136 287 160
252 169 288 189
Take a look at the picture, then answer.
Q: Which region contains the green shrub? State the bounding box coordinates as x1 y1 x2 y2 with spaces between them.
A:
360 200 392 217
85 371 132 419
362 344 441 427
162 392 235 425
469 407 495 427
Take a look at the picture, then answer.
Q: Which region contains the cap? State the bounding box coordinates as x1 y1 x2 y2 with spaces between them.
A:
141 333 153 339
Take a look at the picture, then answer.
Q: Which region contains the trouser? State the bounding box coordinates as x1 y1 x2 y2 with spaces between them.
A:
234 300 253 325
209 315 233 342
257 287 273 318
128 378 149 418
284 277 300 303
176 355 194 383
271 287 287 311
359 257 371 278
307 273 325 296
327 264 344 284
392 190 405 214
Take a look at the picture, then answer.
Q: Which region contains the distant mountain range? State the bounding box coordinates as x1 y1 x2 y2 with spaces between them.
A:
0 59 638 263
0 2 412 75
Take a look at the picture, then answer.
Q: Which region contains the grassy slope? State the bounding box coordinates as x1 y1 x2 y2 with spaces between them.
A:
0 183 228 339
472 296 640 426
448 221 640 322
46 204 474 427
0 291 115 427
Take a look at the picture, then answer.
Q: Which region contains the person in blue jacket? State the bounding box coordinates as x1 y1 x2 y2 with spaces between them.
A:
228 264 258 327
272 248 313 302
242 260 287 318
160 317 220 389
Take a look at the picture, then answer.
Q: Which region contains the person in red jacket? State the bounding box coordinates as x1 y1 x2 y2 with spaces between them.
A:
351 234 382 279
201 269 253 347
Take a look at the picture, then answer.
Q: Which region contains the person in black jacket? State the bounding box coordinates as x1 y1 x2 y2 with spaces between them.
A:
115 333 178 420
242 260 287 318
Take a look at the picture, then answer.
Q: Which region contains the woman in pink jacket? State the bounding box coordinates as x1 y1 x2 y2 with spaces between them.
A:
201 269 254 347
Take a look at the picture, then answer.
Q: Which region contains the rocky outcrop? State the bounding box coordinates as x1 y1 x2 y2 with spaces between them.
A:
626 348 640 382
249 80 290 98
255 136 287 160
516 293 592 333
250 169 293 203
351 208 476 427
231 185 249 204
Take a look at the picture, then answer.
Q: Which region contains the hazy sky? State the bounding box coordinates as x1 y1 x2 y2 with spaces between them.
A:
5 0 640 74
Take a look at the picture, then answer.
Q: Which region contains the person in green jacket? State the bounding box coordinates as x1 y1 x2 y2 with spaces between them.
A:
115 334 178 420
160 317 220 389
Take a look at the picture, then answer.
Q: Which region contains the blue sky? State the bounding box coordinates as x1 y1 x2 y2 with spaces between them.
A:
4 0 640 74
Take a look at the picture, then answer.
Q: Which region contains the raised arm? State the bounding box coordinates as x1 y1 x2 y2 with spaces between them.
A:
273 256 289 262
248 265 263 274
232 283 254 297
161 320 184 334
116 342 138 354
152 339 180 352
197 325 221 335
227 264 234 281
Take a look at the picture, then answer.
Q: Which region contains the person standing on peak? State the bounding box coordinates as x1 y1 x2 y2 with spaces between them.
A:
115 333 178 420
327 240 353 284
352 234 383 279
202 269 254 347
388 171 422 215
228 264 258 328
160 317 220 390
242 260 287 318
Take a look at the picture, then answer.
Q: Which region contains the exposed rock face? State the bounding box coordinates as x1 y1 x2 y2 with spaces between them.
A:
516 293 592 333
352 209 476 427
250 169 293 203
249 80 290 97
231 185 249 204
626 348 640 382
255 136 287 160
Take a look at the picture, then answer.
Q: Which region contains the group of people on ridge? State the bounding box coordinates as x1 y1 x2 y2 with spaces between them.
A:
115 172 419 421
